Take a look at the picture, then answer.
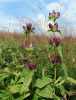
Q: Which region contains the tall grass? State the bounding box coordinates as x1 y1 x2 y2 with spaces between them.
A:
0 31 76 79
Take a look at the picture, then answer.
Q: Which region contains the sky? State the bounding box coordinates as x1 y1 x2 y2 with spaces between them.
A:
0 0 76 35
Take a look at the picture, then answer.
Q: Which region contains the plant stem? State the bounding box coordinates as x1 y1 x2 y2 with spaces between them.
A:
54 68 56 83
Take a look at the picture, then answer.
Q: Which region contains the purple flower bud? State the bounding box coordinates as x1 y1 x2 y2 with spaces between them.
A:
54 37 60 46
49 37 54 44
52 10 56 16
49 23 53 29
32 27 35 30
49 13 52 17
49 37 60 46
54 23 58 29
56 12 60 17
23 26 26 30
26 23 32 30
22 42 34 49
49 55 62 64
49 56 57 64
56 55 62 63
25 63 36 70
48 10 60 20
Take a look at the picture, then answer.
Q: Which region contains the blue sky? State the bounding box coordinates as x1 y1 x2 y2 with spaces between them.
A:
0 0 76 34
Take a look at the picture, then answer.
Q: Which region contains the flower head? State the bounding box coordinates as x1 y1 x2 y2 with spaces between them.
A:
22 42 34 51
49 37 60 46
25 63 36 70
49 55 57 64
49 23 53 29
49 22 58 32
49 55 62 64
49 10 60 21
23 23 35 31
54 23 58 29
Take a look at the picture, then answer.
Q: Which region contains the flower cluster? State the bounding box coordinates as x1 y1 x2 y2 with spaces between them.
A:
49 10 60 21
49 37 60 46
49 22 58 32
49 55 62 64
22 42 34 51
25 63 36 70
23 23 35 31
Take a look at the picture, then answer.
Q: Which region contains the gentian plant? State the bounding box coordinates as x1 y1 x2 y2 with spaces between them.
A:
0 11 76 100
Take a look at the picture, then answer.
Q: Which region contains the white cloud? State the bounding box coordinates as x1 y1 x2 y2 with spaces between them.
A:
37 14 49 32
46 2 65 12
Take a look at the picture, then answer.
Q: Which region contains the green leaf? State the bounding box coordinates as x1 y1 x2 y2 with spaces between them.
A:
16 93 30 100
57 45 63 60
66 77 76 84
9 84 22 93
0 56 5 66
55 76 63 84
61 63 68 77
36 85 55 99
0 75 9 82
32 93 39 100
35 76 53 88
56 79 65 86
57 85 65 96
17 77 25 83
20 70 34 94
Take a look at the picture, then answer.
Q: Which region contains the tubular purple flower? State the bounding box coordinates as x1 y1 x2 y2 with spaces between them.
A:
32 27 35 30
49 37 60 46
48 10 60 20
23 26 26 30
54 37 60 46
49 56 57 64
50 56 56 64
52 10 56 16
56 12 60 17
49 23 53 29
49 55 62 64
23 23 35 31
22 42 34 49
49 13 52 17
56 55 62 63
26 23 32 30
25 63 36 70
49 37 54 44
54 23 58 29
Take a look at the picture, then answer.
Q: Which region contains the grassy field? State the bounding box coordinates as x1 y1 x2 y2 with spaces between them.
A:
0 31 76 78
0 31 76 99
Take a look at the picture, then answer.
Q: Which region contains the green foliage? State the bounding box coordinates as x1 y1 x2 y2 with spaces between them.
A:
0 11 76 100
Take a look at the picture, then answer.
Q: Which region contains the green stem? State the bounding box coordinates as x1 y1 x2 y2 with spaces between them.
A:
54 68 56 83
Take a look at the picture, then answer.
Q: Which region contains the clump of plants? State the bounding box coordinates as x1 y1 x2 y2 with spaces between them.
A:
0 10 76 100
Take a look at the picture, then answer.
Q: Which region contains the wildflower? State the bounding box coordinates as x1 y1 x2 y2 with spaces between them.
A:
23 23 35 31
56 55 62 63
49 55 57 64
49 10 60 20
49 22 58 32
49 55 62 64
25 63 36 70
54 23 58 29
22 42 34 51
49 37 60 46
49 23 53 29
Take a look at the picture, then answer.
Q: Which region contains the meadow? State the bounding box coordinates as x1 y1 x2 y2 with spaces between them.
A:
0 31 76 100
0 11 76 100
